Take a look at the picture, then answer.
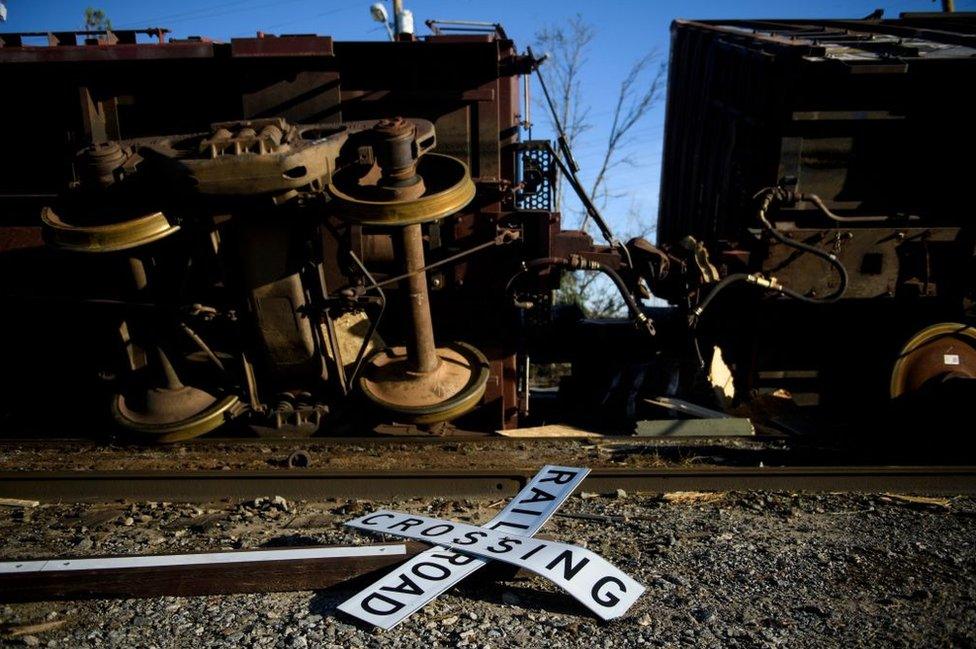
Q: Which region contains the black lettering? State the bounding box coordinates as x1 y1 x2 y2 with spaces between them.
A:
361 592 404 616
519 544 546 561
545 550 590 581
379 574 423 596
519 487 556 504
361 513 395 526
430 551 477 566
452 531 488 545
488 520 530 532
420 524 455 537
539 469 578 485
387 517 424 532
411 562 451 581
510 508 544 516
591 576 626 607
486 536 522 554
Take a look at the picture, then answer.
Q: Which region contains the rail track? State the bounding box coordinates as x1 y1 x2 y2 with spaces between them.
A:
2 466 976 503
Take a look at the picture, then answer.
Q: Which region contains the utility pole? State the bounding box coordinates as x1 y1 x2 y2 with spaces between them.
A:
370 1 413 40
391 0 413 37
942 0 955 12
392 0 403 35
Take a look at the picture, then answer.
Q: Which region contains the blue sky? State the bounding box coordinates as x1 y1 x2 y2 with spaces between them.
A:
3 0 972 238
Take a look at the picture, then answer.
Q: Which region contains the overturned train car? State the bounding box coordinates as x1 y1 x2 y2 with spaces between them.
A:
657 14 976 431
0 26 658 439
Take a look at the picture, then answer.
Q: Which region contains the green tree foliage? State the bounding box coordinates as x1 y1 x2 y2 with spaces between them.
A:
83 7 112 31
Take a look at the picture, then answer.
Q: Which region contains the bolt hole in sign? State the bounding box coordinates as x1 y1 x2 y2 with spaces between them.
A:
338 465 588 629
340 466 644 627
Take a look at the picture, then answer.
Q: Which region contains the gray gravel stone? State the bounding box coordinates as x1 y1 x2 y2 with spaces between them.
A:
2 491 976 647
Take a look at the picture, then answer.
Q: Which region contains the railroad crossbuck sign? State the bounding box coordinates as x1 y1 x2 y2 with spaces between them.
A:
340 466 645 628
338 465 589 629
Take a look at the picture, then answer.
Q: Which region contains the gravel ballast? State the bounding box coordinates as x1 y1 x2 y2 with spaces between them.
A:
2 490 975 647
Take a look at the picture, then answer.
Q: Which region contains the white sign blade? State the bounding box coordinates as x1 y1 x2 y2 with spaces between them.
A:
0 545 405 574
337 465 589 629
346 510 644 621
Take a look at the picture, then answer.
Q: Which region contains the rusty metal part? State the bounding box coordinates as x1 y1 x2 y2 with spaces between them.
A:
3 466 976 503
372 117 425 199
333 132 487 423
116 118 437 198
111 349 239 443
77 141 127 188
891 323 976 399
402 223 438 373
112 392 239 443
359 341 490 424
131 118 349 196
40 207 180 253
327 153 475 226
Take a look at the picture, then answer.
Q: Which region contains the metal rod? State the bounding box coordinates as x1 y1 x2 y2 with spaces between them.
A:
345 250 386 388
401 223 439 373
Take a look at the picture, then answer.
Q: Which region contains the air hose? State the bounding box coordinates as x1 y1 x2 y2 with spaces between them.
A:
689 187 849 328
507 255 655 336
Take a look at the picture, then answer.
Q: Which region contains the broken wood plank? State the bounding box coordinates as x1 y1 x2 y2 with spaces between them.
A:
635 418 754 437
0 498 39 508
494 424 603 438
643 396 732 419
661 491 726 504
881 493 951 510
75 507 123 528
0 619 67 637
0 542 427 603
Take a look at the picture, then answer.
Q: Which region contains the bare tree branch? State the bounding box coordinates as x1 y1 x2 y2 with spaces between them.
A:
584 52 666 228
534 15 594 214
536 16 666 317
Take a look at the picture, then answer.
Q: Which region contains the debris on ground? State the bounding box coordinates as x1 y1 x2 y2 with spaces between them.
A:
880 493 952 510
661 491 726 505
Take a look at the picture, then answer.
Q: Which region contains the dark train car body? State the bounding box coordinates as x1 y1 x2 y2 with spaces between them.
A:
0 27 636 437
658 14 976 417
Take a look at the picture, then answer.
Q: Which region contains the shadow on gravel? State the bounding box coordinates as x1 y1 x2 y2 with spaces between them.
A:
306 577 599 630
308 588 375 631
259 534 325 547
456 580 596 619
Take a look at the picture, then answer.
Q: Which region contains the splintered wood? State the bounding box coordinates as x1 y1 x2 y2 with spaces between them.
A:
661 491 726 505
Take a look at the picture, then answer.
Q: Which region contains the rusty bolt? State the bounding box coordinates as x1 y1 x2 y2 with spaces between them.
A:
374 117 413 137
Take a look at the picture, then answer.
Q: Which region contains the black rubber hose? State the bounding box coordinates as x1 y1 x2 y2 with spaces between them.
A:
689 188 849 328
756 190 848 304
596 261 649 327
507 256 654 335
688 273 752 328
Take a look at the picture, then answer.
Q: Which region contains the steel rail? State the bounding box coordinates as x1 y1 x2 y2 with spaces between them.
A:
2 466 975 503
0 434 785 446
